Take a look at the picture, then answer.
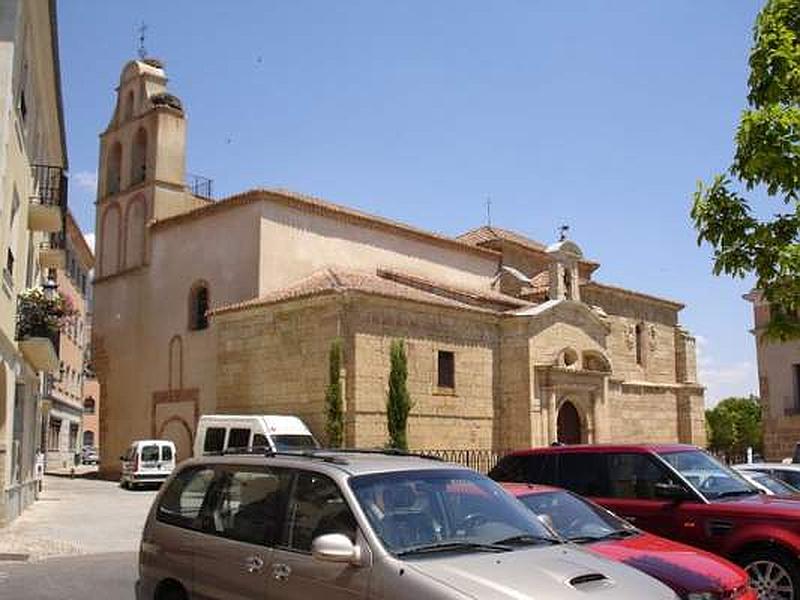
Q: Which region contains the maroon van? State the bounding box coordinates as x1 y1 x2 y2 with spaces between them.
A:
490 444 800 600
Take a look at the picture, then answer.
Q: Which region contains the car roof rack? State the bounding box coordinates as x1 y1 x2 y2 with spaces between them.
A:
202 446 443 464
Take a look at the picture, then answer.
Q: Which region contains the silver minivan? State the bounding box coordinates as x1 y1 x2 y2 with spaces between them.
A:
136 450 679 600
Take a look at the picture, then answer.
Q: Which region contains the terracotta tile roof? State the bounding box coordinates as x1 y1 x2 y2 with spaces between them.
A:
210 267 509 316
376 268 529 309
457 225 547 251
581 281 684 310
150 188 500 260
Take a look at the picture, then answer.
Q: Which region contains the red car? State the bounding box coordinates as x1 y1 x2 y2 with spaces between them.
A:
490 444 800 600
503 483 755 600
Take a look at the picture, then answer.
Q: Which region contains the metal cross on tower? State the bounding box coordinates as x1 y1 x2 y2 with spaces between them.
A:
558 224 570 241
137 22 148 59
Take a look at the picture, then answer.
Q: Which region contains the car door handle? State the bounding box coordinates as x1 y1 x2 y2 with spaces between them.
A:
244 555 264 574
272 563 291 581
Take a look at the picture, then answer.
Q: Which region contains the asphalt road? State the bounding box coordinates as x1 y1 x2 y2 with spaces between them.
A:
0 551 138 599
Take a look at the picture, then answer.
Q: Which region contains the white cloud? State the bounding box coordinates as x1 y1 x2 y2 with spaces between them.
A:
83 232 95 252
73 171 97 194
696 334 758 407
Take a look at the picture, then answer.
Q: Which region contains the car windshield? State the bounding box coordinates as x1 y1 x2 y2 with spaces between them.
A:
349 469 559 556
750 472 800 495
271 435 318 451
518 490 636 542
660 450 756 499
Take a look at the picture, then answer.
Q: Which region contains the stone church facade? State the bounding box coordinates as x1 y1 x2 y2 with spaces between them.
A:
93 59 704 477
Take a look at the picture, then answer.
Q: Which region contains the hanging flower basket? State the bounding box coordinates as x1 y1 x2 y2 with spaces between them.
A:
16 287 76 341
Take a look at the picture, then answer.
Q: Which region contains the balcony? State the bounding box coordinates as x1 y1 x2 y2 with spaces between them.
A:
28 164 66 232
15 287 67 373
38 232 66 270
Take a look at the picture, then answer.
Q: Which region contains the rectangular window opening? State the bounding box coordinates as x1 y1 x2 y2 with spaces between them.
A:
437 350 455 390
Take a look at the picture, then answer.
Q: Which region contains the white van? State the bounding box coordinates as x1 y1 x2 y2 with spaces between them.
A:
193 414 319 456
120 439 176 489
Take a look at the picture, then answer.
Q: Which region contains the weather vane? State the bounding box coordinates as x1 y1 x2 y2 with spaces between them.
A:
558 224 570 241
137 22 148 59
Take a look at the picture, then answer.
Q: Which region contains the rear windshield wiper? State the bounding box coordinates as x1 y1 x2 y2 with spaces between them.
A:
568 529 638 544
493 534 562 546
396 541 512 556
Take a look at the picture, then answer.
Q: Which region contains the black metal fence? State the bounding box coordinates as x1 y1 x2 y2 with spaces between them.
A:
31 164 67 208
417 448 512 474
187 173 214 199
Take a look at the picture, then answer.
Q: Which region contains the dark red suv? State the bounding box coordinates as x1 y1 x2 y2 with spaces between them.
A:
489 444 800 600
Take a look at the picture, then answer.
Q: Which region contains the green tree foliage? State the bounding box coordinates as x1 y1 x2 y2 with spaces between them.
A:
386 339 412 450
324 338 344 447
692 0 800 341
705 396 763 456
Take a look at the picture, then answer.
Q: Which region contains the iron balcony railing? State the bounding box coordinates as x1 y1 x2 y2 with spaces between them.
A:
30 164 68 211
187 173 213 199
39 231 66 252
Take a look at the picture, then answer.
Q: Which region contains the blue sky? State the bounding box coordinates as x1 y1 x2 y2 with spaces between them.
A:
58 1 765 405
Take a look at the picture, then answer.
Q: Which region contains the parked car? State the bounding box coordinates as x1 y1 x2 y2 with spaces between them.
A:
81 445 99 465
193 414 319 456
489 444 800 600
136 450 680 600
503 483 755 600
736 463 800 492
120 439 176 490
734 467 800 497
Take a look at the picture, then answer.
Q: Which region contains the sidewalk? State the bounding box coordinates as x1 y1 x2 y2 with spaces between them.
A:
0 475 157 562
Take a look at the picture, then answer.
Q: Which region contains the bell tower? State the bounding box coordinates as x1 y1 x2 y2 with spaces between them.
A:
94 58 195 278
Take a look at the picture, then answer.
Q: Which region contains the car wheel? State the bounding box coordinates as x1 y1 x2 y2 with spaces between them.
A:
156 582 187 600
740 548 800 600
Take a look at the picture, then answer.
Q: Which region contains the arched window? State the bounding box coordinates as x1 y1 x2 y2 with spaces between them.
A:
100 203 121 276
563 268 573 301
82 430 94 447
106 142 122 195
131 127 148 185
635 322 644 366
189 282 209 331
83 397 95 414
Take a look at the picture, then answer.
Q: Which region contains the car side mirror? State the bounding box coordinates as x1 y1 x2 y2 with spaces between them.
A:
654 482 689 501
311 534 361 565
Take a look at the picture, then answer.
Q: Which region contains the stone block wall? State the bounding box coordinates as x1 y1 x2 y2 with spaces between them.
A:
348 296 496 450
764 415 800 461
216 298 340 443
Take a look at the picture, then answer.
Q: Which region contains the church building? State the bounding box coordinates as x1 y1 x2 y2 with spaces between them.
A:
93 59 705 475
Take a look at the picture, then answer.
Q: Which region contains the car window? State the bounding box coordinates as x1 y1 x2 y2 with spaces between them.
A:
557 453 610 497
607 453 674 499
161 445 173 462
350 469 558 555
283 471 356 553
660 450 754 499
157 467 216 529
272 435 317 451
206 467 292 546
203 427 225 453
228 428 251 449
253 433 268 448
519 491 632 541
141 445 159 462
777 470 800 488
489 454 555 484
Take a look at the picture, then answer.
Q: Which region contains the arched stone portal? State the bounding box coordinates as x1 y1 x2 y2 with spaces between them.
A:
557 401 582 444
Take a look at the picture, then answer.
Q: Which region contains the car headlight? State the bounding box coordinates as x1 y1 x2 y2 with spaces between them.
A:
687 593 720 600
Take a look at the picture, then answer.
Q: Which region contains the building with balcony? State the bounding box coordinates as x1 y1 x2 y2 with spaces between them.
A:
0 0 69 524
42 211 93 471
